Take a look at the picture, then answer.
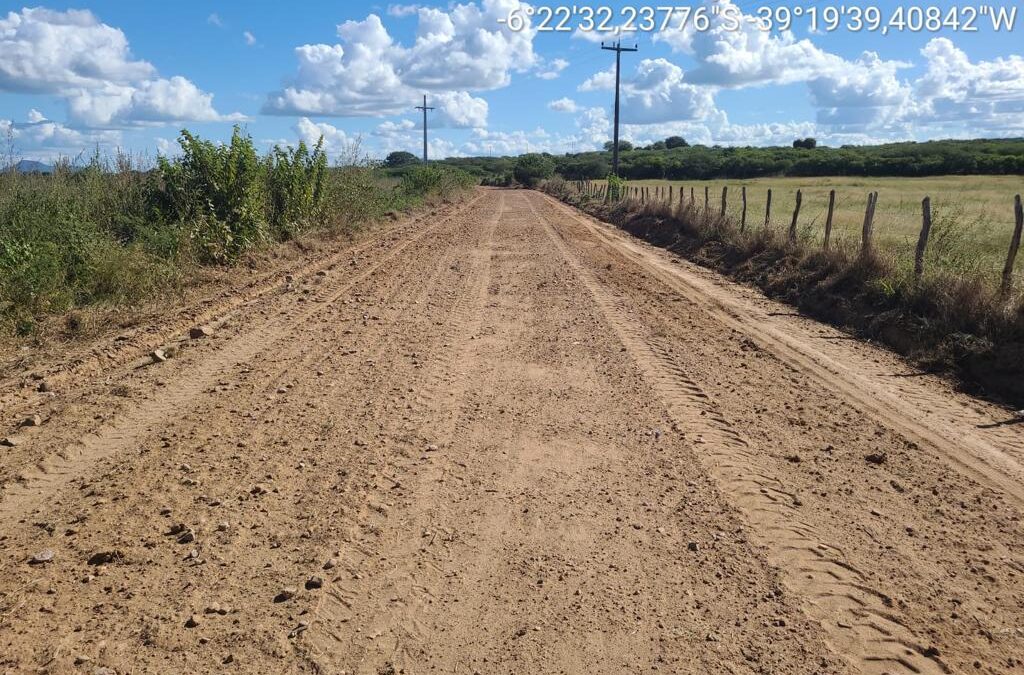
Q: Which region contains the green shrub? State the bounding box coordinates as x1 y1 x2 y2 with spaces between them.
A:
513 154 555 187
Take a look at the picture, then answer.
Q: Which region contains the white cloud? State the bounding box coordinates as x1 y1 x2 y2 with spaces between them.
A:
1 113 121 160
432 90 488 128
581 59 717 125
26 108 46 123
536 58 569 80
243 31 256 46
374 119 416 137
264 1 537 118
548 97 579 113
387 4 421 17
207 13 223 27
0 8 241 128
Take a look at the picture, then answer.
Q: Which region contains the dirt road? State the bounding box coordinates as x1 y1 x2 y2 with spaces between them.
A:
1 189 1022 674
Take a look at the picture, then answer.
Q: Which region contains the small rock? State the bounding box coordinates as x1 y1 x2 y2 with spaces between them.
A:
29 549 55 565
184 614 200 628
176 529 196 544
21 414 43 427
37 380 52 393
216 521 229 532
305 576 324 590
274 587 298 603
785 454 801 463
353 438 366 447
87 550 123 566
151 349 168 363
0 436 19 447
426 444 439 452
687 542 699 552
706 632 719 642
189 326 211 340
865 452 887 465
73 654 92 665
323 558 338 570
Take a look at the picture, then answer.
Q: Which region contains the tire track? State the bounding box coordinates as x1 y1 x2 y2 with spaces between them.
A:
525 192 949 675
538 192 1024 507
301 193 504 674
0 197 486 522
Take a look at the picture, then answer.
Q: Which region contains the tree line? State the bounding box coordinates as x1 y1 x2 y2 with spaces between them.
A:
431 137 1024 182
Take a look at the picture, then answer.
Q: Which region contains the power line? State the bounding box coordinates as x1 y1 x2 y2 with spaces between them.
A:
600 39 637 176
414 95 435 163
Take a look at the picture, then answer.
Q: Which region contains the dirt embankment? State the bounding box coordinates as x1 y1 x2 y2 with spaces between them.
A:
0 189 1021 674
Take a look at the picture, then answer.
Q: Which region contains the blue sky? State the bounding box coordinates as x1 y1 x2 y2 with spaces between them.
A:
1 0 1022 162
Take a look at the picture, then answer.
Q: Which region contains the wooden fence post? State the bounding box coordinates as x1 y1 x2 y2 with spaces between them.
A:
679 187 684 206
690 187 695 203
721 186 728 217
823 189 836 250
669 185 673 204
914 197 932 279
1001 194 1024 297
764 188 772 228
704 186 709 210
861 191 878 254
788 189 802 242
741 186 747 232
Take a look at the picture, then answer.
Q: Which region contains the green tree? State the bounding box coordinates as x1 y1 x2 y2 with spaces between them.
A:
513 153 555 186
384 151 419 168
603 140 634 152
665 136 688 149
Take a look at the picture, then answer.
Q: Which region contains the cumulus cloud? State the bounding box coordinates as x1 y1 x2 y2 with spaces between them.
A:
264 0 536 118
0 7 241 128
536 58 569 80
548 97 579 113
1 113 121 159
387 4 421 18
581 59 717 125
243 31 256 46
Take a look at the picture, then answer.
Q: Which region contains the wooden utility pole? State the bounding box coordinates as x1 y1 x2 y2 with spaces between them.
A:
600 40 638 177
415 95 435 163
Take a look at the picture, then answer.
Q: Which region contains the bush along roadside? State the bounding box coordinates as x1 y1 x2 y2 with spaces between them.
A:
542 176 1024 407
0 127 475 336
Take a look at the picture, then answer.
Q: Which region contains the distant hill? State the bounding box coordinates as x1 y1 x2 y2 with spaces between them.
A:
12 159 53 174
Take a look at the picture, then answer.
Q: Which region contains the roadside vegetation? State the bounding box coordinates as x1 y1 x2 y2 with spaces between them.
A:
0 127 473 336
544 176 1024 404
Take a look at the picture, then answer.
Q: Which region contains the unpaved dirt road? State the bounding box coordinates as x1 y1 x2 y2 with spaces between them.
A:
1 189 1023 674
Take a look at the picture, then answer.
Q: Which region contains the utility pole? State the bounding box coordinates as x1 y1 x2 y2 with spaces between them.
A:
414 95 435 163
601 39 638 176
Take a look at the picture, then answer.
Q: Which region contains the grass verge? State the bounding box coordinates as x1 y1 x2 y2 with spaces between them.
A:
0 128 474 339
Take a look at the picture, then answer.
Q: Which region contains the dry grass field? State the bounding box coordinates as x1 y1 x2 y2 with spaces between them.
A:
612 176 1024 283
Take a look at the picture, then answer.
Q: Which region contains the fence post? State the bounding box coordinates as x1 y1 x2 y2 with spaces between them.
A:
823 189 836 250
764 188 772 228
861 191 878 254
914 197 932 280
704 186 709 211
741 186 747 232
669 185 673 204
690 187 695 203
720 186 728 217
1001 195 1024 297
788 189 802 242
679 187 684 206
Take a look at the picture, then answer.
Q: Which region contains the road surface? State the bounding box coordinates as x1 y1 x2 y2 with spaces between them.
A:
1 189 1022 674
